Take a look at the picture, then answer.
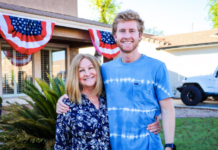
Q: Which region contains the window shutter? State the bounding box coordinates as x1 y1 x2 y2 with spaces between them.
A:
41 50 50 84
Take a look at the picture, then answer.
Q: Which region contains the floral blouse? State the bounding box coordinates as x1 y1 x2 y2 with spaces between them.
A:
54 94 111 150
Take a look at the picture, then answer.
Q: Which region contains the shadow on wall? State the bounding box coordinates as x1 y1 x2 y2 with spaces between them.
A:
168 69 186 98
163 47 218 81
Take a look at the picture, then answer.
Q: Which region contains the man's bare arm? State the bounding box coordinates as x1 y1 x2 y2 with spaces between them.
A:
159 98 175 150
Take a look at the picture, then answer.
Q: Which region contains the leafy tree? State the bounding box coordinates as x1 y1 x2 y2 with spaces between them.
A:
208 0 218 28
144 27 164 36
0 75 65 150
89 0 121 24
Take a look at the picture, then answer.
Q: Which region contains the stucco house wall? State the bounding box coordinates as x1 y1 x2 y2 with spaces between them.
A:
0 0 78 17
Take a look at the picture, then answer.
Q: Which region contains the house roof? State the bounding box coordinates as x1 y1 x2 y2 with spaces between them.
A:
149 29 218 50
0 2 111 28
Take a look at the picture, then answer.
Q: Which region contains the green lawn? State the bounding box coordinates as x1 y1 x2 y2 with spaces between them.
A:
159 117 218 150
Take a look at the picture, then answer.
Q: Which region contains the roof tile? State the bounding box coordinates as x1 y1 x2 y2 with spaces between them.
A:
151 29 218 48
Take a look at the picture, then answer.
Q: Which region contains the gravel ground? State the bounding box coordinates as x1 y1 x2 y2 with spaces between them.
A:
158 107 218 119
174 107 218 117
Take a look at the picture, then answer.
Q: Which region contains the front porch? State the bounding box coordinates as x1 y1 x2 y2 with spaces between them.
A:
0 26 95 104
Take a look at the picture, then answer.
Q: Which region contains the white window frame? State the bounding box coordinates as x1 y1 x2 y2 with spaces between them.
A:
1 41 70 98
41 47 66 85
1 44 32 98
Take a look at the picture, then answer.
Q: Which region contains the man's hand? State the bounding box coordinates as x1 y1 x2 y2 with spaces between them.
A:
147 116 161 134
56 94 69 114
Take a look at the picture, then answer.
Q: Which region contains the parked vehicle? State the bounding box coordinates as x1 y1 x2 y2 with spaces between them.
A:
177 66 218 106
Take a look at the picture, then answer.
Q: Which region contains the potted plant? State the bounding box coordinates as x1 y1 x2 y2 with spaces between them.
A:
0 96 2 116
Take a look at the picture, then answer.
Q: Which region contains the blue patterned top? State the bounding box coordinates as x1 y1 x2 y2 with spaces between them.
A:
54 94 111 150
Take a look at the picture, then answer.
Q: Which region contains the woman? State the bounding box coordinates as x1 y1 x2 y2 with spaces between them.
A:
55 54 162 150
54 54 110 149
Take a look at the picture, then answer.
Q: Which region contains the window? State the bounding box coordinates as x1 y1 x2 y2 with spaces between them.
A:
41 49 66 84
1 45 32 97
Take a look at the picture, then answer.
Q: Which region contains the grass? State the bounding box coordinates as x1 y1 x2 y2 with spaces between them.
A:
159 117 218 150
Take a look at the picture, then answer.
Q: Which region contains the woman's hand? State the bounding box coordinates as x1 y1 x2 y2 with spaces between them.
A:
147 116 161 134
165 148 173 150
56 94 70 114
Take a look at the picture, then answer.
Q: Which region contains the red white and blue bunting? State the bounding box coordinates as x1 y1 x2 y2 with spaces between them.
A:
89 28 120 59
3 50 32 67
0 13 55 55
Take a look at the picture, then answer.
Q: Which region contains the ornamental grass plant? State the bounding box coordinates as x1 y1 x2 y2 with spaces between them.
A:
0 75 65 150
160 117 218 150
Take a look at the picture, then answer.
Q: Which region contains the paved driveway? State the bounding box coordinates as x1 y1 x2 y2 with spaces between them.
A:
173 99 218 110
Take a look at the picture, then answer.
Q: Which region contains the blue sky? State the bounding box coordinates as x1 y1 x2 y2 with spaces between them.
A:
78 0 212 35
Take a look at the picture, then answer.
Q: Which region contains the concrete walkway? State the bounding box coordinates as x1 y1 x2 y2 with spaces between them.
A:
173 99 218 110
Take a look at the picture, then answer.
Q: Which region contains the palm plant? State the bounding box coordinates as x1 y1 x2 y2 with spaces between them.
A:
0 74 65 150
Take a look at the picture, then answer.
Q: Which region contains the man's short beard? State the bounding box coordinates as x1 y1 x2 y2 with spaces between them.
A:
120 47 135 53
118 42 139 53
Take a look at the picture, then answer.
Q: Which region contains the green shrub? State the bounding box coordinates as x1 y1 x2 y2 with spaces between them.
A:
0 74 65 150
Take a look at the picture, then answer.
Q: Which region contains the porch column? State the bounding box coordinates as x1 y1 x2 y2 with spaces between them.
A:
66 46 78 76
0 42 2 97
103 57 113 63
32 51 41 88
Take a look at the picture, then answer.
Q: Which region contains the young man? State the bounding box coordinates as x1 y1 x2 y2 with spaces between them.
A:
57 10 175 150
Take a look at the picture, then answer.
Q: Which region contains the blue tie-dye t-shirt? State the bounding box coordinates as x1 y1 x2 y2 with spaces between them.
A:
101 54 173 150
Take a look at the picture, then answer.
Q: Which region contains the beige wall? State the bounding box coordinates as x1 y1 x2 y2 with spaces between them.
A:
53 59 65 77
139 41 218 97
0 0 78 17
53 26 91 42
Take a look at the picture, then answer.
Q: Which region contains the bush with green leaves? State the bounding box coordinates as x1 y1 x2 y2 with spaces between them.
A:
0 75 65 150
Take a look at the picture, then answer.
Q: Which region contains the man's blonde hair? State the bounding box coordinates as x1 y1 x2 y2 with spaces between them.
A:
112 10 144 35
65 54 103 104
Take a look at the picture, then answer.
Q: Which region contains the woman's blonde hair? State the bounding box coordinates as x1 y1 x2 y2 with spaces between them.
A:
112 9 145 35
65 54 103 104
